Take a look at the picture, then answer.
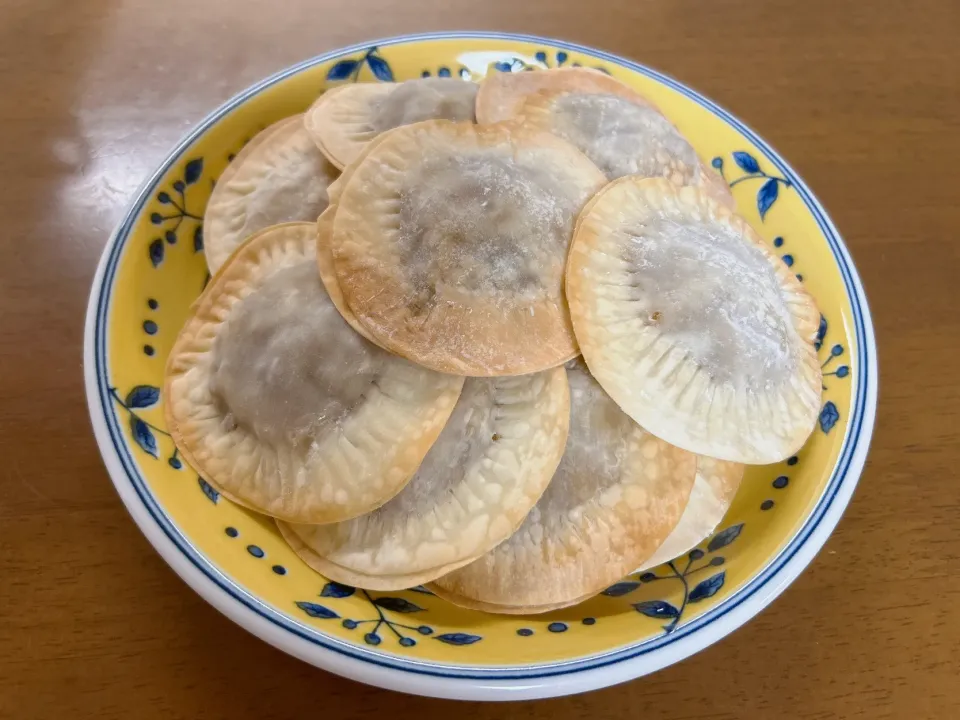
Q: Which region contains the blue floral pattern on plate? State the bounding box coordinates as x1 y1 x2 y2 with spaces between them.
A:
147 158 204 266
295 583 482 647
108 44 853 649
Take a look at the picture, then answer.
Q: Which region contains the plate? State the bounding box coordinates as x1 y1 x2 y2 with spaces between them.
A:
83 32 877 700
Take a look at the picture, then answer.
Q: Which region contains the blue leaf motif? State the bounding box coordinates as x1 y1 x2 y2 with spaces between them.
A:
733 151 760 173
320 581 355 598
374 597 423 613
366 53 394 82
198 478 219 503
130 417 157 458
819 401 840 434
633 600 680 619
757 178 779 219
296 601 339 619
183 158 203 185
149 238 164 267
125 385 160 409
688 571 726 603
408 585 434 595
815 314 828 350
707 523 744 552
194 225 204 252
435 633 481 646
326 59 359 80
602 581 640 597
493 61 514 73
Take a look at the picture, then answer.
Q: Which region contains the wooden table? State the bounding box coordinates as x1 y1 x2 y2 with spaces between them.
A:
1 0 956 717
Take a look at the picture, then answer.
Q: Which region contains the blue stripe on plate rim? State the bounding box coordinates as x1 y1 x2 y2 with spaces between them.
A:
85 31 876 685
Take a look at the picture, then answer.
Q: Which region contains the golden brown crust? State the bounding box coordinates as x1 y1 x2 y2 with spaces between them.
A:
313 127 405 347
315 207 378 343
332 120 605 376
639 456 745 571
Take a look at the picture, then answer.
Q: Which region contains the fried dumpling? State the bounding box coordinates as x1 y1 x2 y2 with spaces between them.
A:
203 116 338 273
566 177 822 463
164 222 464 524
315 206 377 344
278 367 570 590
475 66 638 125
314 129 400 345
516 87 732 206
332 120 606 376
305 78 479 169
429 360 697 613
640 457 744 570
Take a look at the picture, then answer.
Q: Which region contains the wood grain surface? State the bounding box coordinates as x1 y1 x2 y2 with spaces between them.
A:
1 0 956 717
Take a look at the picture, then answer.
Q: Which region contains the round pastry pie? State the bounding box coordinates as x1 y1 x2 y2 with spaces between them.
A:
164 222 464 524
331 120 606 376
516 87 732 205
306 78 479 169
566 177 822 463
430 360 697 613
203 115 338 272
278 367 569 590
475 66 638 125
639 457 745 571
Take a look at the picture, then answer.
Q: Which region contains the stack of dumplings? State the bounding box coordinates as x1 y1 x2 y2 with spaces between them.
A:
165 67 822 614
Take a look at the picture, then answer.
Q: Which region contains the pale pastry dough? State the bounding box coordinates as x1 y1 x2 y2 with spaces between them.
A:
639 457 744 571
203 116 338 273
430 360 697 612
164 222 464 524
279 368 570 590
332 120 606 376
567 177 822 463
306 78 478 169
475 66 640 125
516 88 734 207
